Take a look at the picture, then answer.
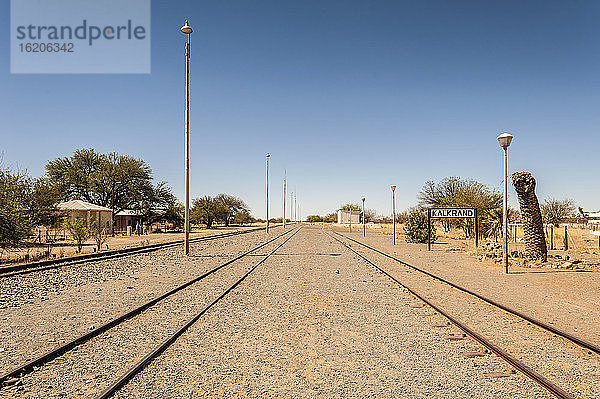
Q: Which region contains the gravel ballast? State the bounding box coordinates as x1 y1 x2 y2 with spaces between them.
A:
333 231 599 398
2 226 591 397
110 227 551 398
0 227 285 379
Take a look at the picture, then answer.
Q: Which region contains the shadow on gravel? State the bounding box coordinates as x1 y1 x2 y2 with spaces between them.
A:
510 269 594 274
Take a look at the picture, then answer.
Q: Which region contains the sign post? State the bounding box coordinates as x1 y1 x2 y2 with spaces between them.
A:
427 208 431 251
428 208 478 251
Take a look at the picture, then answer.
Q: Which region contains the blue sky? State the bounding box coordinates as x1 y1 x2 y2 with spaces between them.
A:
1 0 599 218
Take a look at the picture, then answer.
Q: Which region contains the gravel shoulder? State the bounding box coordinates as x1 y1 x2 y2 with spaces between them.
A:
111 226 550 398
0 227 284 378
337 227 600 345
0 232 291 399
335 231 599 398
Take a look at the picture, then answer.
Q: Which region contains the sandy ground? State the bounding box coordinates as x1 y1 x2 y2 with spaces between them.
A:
330 227 599 398
112 226 550 399
333 226 600 345
1 225 596 398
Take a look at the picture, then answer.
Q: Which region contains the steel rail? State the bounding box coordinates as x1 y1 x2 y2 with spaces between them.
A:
95 227 301 399
0 227 294 386
333 231 600 355
0 225 285 278
330 233 575 399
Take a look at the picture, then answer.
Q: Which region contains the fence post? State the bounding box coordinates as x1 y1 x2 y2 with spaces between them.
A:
550 225 554 250
476 213 479 248
564 226 568 251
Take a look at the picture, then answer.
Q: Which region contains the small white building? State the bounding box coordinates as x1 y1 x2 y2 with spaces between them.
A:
337 209 361 225
588 211 600 225
57 199 113 230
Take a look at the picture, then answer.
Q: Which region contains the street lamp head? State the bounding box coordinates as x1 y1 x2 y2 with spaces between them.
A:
497 132 513 149
390 185 396 192
361 197 365 202
181 20 193 34
266 153 270 158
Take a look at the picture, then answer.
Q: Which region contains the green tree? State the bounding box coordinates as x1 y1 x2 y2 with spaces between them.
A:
46 149 154 230
215 194 250 227
306 215 323 223
341 203 361 212
64 218 91 253
136 182 179 226
418 177 501 237
0 168 32 247
190 196 218 229
323 213 337 223
30 177 63 227
234 209 252 225
161 202 185 229
404 209 436 243
481 207 518 241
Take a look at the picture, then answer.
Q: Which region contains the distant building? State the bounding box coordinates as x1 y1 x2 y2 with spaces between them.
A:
337 209 361 224
57 199 113 230
114 209 143 234
588 211 600 224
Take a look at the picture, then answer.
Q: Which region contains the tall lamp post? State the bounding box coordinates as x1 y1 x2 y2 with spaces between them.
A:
391 185 397 245
497 132 513 274
266 153 270 234
181 20 193 256
361 197 366 237
283 170 286 229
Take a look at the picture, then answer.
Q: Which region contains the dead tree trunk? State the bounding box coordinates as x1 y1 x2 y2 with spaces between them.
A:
511 172 547 262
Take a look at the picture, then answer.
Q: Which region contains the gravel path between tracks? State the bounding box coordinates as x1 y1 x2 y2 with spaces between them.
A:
336 232 600 398
111 227 550 398
0 227 283 379
0 230 293 399
339 228 600 346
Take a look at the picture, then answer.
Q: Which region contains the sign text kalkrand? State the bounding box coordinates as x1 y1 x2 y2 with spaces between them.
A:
428 208 478 250
430 208 476 218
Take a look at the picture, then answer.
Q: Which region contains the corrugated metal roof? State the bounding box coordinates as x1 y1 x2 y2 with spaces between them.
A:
57 199 113 212
115 209 142 216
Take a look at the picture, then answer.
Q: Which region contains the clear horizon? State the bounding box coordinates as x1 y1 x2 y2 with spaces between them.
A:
1 0 599 218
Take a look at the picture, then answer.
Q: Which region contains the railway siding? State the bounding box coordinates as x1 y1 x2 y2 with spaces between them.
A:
111 228 551 399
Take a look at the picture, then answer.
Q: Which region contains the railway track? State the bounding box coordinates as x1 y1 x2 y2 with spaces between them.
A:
0 227 299 396
332 230 600 355
330 232 578 399
0 225 283 278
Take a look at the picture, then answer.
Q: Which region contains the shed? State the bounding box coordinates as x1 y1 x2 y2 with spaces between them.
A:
114 209 143 234
57 199 113 230
337 209 361 225
588 211 600 225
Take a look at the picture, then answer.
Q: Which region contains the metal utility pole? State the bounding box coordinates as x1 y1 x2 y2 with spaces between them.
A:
391 185 397 245
283 170 286 229
266 153 270 234
497 132 513 274
362 197 366 237
181 20 193 256
349 205 352 233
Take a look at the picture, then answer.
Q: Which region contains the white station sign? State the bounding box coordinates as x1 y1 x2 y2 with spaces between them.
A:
430 208 476 218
